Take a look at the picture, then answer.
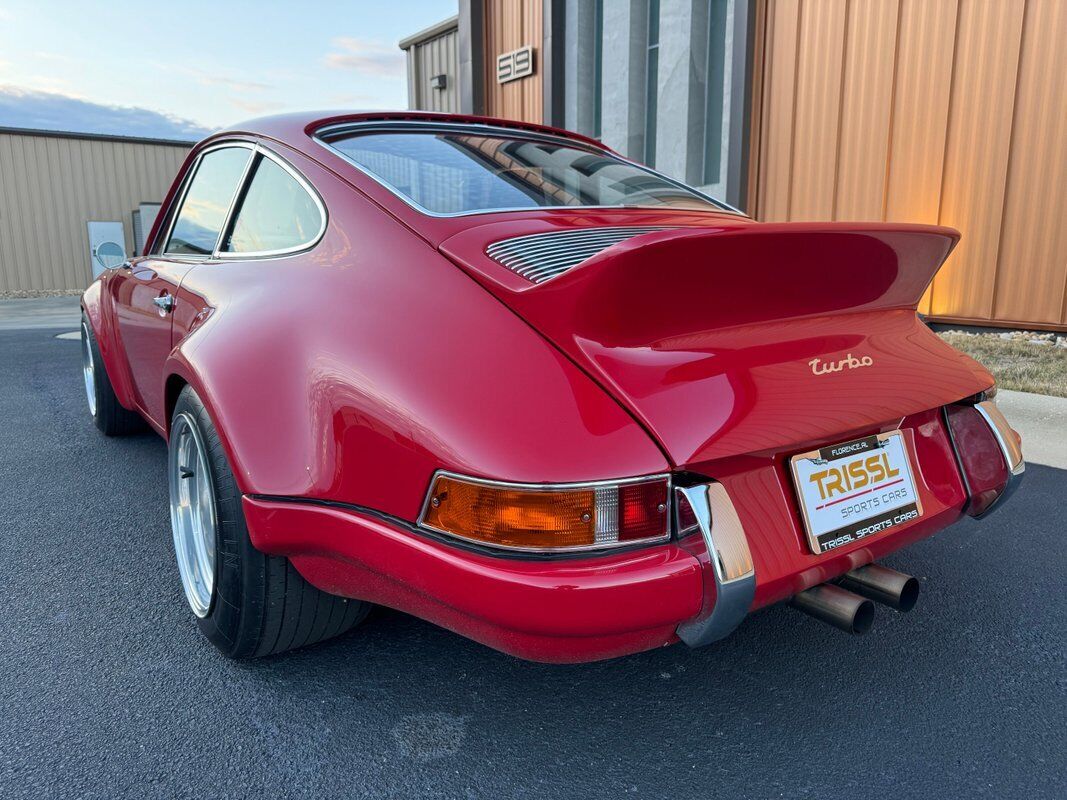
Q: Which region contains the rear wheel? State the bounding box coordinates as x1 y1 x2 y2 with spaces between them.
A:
81 314 146 436
168 385 369 658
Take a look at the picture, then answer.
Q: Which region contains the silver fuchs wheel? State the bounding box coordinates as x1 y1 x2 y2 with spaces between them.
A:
168 411 219 618
81 322 97 416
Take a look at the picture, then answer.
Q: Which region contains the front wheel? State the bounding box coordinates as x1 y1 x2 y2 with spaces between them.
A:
168 385 369 657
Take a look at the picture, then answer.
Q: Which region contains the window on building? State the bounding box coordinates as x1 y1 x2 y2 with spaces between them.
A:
593 0 604 139
223 156 323 254
702 0 730 186
322 128 729 215
165 147 251 256
644 0 660 167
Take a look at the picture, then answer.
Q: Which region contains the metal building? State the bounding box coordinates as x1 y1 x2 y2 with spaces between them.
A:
400 16 461 113
402 0 1067 332
0 127 192 293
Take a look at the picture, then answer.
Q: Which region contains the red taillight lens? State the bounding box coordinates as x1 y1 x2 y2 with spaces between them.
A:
945 400 1022 517
618 481 668 541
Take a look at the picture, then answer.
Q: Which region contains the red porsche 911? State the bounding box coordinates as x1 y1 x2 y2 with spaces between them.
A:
80 112 1024 662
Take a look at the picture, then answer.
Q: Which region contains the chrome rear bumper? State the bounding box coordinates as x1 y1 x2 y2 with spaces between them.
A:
674 483 756 647
974 399 1026 517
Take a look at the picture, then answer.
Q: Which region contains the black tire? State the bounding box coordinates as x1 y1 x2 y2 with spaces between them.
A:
170 385 370 658
81 314 146 436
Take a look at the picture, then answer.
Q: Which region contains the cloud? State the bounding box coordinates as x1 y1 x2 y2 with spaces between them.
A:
324 37 404 77
0 86 213 141
144 62 272 95
199 75 271 93
329 92 389 106
230 98 284 115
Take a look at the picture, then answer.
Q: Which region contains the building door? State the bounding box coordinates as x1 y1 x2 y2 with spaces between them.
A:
86 221 127 278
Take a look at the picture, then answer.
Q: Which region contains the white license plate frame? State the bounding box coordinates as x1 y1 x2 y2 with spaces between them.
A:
790 431 923 554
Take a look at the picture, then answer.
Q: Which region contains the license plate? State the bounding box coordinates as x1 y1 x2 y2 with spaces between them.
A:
790 431 923 554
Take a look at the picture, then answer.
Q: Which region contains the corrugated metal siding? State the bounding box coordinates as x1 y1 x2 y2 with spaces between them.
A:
408 26 460 112
754 0 1067 330
484 0 543 124
0 131 190 292
992 0 1067 326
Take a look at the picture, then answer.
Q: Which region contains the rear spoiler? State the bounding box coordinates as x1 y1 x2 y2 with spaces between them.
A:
494 223 959 346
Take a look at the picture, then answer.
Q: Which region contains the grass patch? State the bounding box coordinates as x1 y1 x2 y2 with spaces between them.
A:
939 333 1067 398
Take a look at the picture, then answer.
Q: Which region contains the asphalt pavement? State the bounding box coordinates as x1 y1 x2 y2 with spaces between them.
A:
1 328 1064 800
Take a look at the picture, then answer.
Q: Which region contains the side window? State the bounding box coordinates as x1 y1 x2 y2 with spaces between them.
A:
223 156 323 254
164 147 251 256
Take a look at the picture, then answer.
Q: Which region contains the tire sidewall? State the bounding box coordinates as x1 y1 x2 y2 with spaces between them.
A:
170 386 254 655
82 315 106 427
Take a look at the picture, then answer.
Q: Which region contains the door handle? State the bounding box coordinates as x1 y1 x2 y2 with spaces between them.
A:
153 293 175 313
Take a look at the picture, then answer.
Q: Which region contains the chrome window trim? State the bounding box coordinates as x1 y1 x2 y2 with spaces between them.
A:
312 120 742 218
156 139 328 263
416 469 673 554
214 143 329 260
159 140 256 259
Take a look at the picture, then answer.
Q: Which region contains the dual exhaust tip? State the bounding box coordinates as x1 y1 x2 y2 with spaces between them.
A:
791 564 920 635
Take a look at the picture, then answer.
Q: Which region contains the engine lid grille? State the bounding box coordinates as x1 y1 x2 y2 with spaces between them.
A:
485 226 675 283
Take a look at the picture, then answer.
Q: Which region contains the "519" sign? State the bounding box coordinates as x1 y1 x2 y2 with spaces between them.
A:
497 46 534 84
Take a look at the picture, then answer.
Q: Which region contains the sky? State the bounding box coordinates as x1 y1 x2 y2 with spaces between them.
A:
0 0 457 140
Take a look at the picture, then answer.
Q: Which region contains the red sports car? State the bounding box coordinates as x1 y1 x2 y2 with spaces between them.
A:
80 112 1024 662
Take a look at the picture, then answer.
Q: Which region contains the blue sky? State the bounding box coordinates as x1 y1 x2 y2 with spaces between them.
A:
0 0 457 139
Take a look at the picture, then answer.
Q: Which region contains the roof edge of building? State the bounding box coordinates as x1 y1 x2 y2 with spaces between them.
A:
0 125 199 147
399 15 459 51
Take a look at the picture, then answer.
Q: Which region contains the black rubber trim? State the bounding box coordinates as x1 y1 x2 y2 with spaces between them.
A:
246 494 675 562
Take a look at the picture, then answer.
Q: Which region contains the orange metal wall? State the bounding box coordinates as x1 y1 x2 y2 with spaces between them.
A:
483 0 543 124
754 0 1067 330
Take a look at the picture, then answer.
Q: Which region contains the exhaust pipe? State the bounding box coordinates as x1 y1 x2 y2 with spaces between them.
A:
839 564 920 612
790 584 875 635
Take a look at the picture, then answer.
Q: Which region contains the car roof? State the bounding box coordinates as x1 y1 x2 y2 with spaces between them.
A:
184 111 742 249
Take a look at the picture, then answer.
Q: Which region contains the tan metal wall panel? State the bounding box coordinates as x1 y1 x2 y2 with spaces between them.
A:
787 0 848 220
0 131 190 292
833 0 899 221
883 0 957 315
991 0 1067 326
755 0 1065 330
484 0 543 124
932 0 1025 320
412 28 460 112
755 0 801 222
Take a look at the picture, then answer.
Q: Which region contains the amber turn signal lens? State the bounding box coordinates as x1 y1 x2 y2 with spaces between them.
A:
420 473 670 552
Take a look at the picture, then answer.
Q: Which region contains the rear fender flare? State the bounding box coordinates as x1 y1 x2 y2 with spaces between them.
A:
81 280 139 411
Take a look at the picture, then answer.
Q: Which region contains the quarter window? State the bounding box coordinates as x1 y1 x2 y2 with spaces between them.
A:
223 156 322 254
165 147 251 256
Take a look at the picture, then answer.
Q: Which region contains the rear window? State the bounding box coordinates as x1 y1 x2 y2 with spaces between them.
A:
321 129 725 215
